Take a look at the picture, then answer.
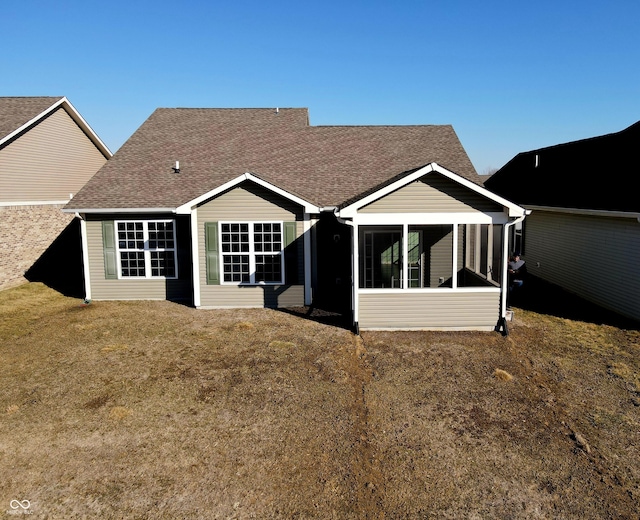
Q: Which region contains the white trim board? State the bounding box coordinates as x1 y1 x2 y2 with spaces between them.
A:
0 97 112 158
175 172 320 214
339 163 526 218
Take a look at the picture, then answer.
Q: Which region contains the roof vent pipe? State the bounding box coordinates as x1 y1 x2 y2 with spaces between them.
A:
275 107 279 114
172 161 180 174
534 154 540 168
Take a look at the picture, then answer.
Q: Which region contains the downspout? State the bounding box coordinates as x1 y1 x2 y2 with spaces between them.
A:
497 210 530 335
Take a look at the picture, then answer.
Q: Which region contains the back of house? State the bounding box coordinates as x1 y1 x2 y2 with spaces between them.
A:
66 107 525 331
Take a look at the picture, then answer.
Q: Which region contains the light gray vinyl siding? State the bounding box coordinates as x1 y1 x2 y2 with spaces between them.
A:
360 173 502 213
197 182 305 308
524 211 640 322
86 215 192 302
425 225 453 287
0 107 107 202
358 290 500 329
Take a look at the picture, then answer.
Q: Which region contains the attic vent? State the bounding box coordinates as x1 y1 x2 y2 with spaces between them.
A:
534 154 540 168
172 161 180 174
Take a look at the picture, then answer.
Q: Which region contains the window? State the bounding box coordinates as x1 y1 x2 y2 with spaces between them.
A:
116 220 177 278
362 228 402 288
360 225 453 289
220 222 283 284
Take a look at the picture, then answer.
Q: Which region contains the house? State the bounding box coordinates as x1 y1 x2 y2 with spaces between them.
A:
64 108 526 331
485 121 640 323
0 97 111 291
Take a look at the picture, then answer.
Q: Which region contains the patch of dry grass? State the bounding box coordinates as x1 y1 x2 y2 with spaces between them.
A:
494 368 514 381
1 283 639 518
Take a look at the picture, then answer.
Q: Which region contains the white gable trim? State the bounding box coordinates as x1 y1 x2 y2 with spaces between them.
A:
339 162 525 218
0 97 112 159
175 172 320 214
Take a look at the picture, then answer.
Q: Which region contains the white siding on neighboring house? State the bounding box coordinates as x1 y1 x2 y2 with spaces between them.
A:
196 182 305 309
524 211 640 322
0 107 106 203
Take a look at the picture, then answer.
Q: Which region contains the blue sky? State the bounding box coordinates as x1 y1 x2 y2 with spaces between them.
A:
3 0 639 174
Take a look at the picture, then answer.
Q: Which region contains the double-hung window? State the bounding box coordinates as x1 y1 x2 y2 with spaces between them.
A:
116 220 177 278
220 222 283 284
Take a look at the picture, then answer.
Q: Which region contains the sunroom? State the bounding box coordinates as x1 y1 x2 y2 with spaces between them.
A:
338 163 526 331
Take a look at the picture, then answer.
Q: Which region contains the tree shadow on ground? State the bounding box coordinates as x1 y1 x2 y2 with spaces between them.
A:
511 275 639 330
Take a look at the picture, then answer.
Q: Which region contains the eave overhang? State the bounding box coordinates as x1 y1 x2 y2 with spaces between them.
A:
524 205 640 221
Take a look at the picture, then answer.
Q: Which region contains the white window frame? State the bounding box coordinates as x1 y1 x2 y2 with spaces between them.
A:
115 219 178 279
360 224 456 290
219 221 285 285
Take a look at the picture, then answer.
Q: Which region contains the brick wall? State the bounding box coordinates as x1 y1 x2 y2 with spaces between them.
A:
0 204 75 291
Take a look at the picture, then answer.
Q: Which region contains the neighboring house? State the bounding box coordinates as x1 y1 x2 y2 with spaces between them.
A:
65 108 525 331
485 121 640 323
0 97 111 291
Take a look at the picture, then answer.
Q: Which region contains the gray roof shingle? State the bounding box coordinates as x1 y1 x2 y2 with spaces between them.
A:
0 97 64 142
68 107 480 210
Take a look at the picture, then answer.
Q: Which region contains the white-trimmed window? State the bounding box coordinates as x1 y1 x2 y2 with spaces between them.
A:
360 225 454 289
116 220 177 278
220 222 283 284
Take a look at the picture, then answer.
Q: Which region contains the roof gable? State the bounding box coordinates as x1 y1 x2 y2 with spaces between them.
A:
340 163 524 218
0 96 111 158
485 121 640 213
175 172 319 214
67 107 480 211
0 97 64 142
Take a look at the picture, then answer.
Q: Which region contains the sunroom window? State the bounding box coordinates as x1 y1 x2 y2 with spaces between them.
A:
360 225 453 289
220 222 283 284
116 220 177 278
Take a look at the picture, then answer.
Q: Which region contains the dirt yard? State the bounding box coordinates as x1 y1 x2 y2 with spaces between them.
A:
1 283 639 518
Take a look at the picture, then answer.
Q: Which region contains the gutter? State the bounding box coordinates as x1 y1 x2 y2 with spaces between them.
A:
497 210 530 335
525 205 640 220
62 207 177 214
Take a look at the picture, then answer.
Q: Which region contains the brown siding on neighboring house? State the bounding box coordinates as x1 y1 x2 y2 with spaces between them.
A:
358 290 500 330
524 211 640 322
0 107 107 203
360 174 503 214
0 205 74 291
196 182 305 308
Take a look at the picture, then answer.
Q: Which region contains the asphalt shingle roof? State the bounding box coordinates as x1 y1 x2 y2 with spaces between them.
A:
485 121 640 213
0 97 63 142
68 107 480 210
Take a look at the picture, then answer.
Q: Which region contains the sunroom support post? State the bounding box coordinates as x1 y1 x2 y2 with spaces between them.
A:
303 213 312 306
452 224 458 289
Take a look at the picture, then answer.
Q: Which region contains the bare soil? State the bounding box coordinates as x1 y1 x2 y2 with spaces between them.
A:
1 283 639 518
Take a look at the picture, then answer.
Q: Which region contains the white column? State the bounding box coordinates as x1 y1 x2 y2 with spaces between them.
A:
80 216 91 301
190 209 201 307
